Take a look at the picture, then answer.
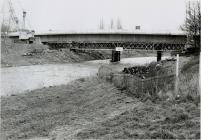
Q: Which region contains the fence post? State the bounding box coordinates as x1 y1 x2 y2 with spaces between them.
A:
175 54 179 95
199 22 201 95
199 51 201 94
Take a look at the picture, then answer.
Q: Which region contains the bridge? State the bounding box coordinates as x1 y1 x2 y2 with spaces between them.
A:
10 31 187 61
35 32 186 51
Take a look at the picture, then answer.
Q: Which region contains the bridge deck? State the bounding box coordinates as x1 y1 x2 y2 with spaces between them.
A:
9 32 187 51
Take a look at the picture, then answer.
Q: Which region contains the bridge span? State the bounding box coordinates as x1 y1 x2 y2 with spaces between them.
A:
9 31 187 62
35 32 187 51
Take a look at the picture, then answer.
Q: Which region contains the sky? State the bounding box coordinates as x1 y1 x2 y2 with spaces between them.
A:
0 0 196 33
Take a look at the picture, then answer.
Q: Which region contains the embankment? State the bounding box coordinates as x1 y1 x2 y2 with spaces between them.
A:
1 39 164 67
1 77 138 140
98 56 199 104
1 56 200 140
77 56 200 139
1 41 111 67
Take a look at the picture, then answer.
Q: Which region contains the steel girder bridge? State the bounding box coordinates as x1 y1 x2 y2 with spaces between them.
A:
10 32 187 61
46 41 185 51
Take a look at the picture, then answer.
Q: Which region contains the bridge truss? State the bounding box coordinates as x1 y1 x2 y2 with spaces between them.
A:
46 41 186 51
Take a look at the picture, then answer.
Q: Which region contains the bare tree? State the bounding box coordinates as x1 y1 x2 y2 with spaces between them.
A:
110 19 114 30
1 22 11 35
1 21 11 54
116 18 123 30
181 1 201 48
99 18 104 30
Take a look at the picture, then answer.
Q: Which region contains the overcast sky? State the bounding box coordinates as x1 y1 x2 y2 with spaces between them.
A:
0 0 196 33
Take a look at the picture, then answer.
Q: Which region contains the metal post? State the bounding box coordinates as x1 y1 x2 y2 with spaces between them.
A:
199 51 201 94
199 29 201 94
199 4 201 94
111 50 115 62
111 50 121 62
117 51 120 61
175 54 179 95
157 51 162 62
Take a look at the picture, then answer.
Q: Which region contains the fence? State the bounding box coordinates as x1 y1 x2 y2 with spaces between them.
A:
98 65 176 100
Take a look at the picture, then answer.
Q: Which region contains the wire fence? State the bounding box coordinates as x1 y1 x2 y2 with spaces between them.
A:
98 65 176 99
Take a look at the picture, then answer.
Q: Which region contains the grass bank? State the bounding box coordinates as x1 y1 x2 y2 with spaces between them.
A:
1 56 200 139
1 43 199 139
101 56 199 104
1 77 137 139
77 56 200 139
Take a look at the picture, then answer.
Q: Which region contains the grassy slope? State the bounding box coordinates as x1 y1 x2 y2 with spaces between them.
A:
76 56 200 139
1 41 199 140
77 101 200 139
1 77 137 140
1 56 200 140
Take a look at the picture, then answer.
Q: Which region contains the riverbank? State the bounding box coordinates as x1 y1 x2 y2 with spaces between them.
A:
1 41 109 67
87 56 199 140
1 77 138 139
1 56 200 140
1 57 169 96
1 40 166 67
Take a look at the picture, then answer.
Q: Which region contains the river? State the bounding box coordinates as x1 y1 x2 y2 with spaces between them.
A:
1 57 169 96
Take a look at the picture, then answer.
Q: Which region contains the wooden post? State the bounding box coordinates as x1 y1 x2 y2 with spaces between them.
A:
175 54 179 95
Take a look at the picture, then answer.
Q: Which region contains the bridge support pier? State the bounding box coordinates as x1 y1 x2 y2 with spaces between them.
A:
157 51 162 62
111 50 121 62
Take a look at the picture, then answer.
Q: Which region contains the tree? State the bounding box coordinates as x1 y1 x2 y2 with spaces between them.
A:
99 18 104 30
180 1 201 48
110 19 114 30
116 18 123 30
1 21 11 54
1 22 11 35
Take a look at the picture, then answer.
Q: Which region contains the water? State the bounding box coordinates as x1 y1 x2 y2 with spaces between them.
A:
1 57 169 96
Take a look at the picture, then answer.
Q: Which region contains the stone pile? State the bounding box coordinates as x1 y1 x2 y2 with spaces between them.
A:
122 63 163 79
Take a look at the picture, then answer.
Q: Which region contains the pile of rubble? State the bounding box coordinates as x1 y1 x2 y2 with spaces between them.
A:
122 58 176 79
123 65 157 79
